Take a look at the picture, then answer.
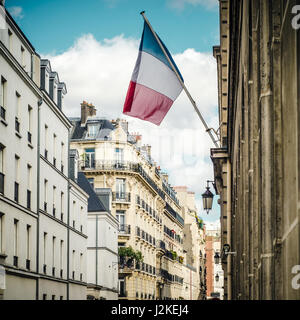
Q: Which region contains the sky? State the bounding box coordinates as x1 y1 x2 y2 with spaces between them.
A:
6 0 221 223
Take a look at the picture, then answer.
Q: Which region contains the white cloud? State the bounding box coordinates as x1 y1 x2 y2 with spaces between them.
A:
167 0 218 10
7 6 24 20
45 33 219 216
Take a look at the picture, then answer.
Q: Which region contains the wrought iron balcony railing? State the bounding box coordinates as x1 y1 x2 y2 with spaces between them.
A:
112 192 131 202
79 160 166 200
118 224 131 234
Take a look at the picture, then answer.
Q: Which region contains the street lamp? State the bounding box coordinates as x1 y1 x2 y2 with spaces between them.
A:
202 180 214 214
214 252 220 264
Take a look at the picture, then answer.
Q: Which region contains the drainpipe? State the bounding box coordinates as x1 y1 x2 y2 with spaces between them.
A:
35 98 42 300
227 160 232 300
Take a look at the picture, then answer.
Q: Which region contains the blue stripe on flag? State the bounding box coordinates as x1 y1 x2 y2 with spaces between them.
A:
139 22 184 82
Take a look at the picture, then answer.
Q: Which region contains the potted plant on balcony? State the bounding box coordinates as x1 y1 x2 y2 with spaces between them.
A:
170 250 177 260
118 247 144 269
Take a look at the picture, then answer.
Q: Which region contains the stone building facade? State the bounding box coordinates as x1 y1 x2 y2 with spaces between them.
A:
0 3 88 299
211 0 300 300
70 102 187 300
173 186 206 299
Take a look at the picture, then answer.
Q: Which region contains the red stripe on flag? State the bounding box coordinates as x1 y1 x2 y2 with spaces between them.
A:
123 81 173 126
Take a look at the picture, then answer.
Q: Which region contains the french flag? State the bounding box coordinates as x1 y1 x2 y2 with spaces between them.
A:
123 21 183 126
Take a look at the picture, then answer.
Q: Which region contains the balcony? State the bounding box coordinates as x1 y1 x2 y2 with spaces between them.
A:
14 182 19 202
118 224 131 235
26 259 30 270
0 172 4 194
15 117 20 133
0 106 6 120
79 160 165 200
13 256 18 267
27 131 32 144
27 189 31 209
112 192 131 203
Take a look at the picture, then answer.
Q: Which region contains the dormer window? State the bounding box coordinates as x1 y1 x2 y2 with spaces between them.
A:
87 124 98 138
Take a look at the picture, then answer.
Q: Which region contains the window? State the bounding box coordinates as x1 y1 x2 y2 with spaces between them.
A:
72 250 75 279
80 253 83 281
13 219 18 261
60 240 63 276
61 142 64 172
43 294 47 300
72 200 76 229
119 279 125 297
14 155 19 203
116 210 125 232
53 134 56 166
52 186 56 216
44 179 48 211
27 165 31 209
52 295 55 300
43 232 47 271
84 149 95 168
0 145 4 194
28 106 32 143
44 125 48 158
60 192 64 221
115 148 124 165
21 46 25 67
60 296 63 300
0 77 6 120
0 213 4 253
15 92 20 133
87 178 94 189
26 225 31 268
52 236 56 276
87 124 98 138
8 29 12 51
116 178 126 199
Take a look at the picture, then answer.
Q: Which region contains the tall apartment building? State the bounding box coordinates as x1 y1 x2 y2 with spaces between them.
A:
205 224 223 300
70 101 186 300
69 150 119 300
0 3 88 299
173 186 206 299
211 0 300 299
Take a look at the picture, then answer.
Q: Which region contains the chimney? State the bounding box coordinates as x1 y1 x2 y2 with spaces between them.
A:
81 101 96 126
120 119 128 133
145 145 151 158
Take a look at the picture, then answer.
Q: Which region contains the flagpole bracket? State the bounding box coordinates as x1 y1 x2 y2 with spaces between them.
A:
140 11 145 15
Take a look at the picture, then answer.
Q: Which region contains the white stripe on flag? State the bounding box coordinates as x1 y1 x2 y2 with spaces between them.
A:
134 51 183 101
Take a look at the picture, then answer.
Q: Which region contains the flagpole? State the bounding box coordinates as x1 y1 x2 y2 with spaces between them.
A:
140 11 219 148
